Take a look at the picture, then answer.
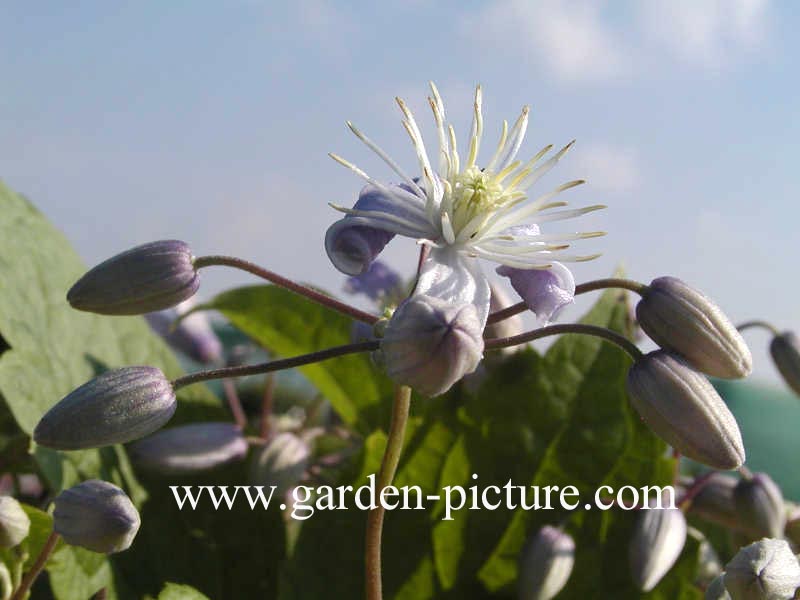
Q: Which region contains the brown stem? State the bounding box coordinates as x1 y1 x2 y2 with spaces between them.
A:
486 277 648 325
11 531 59 600
194 255 380 324
259 374 276 440
484 323 643 360
172 341 379 390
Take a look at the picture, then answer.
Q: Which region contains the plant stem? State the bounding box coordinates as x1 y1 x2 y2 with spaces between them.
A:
484 323 643 360
737 320 780 336
259 374 276 440
365 385 412 600
171 340 379 390
677 471 717 509
10 531 59 600
486 277 648 325
194 255 380 324
222 378 247 430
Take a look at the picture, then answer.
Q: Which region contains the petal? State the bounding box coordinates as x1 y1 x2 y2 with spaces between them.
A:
325 184 437 276
496 261 575 325
415 247 491 327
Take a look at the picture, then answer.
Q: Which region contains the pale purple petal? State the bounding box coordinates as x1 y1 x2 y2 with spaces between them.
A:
496 261 575 325
145 299 223 364
325 184 436 276
414 247 492 327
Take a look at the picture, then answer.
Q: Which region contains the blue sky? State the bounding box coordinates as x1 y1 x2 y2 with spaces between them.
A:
2 0 797 384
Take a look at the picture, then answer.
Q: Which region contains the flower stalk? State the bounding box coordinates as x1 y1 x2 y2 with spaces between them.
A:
365 384 412 600
10 531 59 600
193 255 380 324
484 323 643 360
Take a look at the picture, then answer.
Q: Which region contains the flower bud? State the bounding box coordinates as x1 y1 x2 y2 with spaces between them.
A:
626 351 745 470
145 299 223 365
688 473 740 530
629 504 687 592
250 433 310 496
706 574 731 600
636 277 752 379
128 422 248 475
380 294 483 397
517 525 575 600
0 497 30 548
53 480 140 554
733 473 785 539
67 240 199 315
34 366 176 450
769 332 800 396
724 538 800 600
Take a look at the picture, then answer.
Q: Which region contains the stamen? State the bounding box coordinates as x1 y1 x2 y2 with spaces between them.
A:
496 106 530 171
484 120 509 173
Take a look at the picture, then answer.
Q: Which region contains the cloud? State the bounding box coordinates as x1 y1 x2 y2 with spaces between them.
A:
572 143 641 194
637 0 769 67
464 0 630 84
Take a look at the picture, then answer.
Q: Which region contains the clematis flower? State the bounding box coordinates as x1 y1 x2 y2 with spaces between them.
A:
325 83 604 329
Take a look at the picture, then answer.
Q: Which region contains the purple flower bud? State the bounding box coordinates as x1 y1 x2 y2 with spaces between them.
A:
518 525 575 600
145 299 223 365
496 262 575 325
67 240 199 315
128 422 248 475
629 504 687 592
769 332 800 396
733 473 785 539
0 497 30 548
706 574 731 600
344 260 404 301
380 294 484 397
688 473 740 530
724 538 800 600
250 432 310 496
626 351 745 470
53 480 140 554
636 277 752 379
34 367 176 450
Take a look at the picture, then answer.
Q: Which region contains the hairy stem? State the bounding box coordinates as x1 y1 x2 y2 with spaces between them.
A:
10 531 59 600
194 255 379 324
486 277 648 325
484 323 643 360
365 385 412 600
171 341 379 390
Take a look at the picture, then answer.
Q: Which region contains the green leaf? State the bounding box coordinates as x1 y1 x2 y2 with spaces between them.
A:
0 181 224 495
153 582 211 599
200 285 392 432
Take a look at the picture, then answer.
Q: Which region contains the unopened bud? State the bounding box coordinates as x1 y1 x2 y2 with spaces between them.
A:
688 473 740 530
128 422 248 475
518 525 575 600
34 366 176 450
706 574 731 600
380 294 483 397
636 277 752 379
733 473 785 539
67 240 199 315
53 480 140 554
0 497 30 548
250 432 310 496
724 538 800 599
629 504 687 592
769 332 800 396
627 351 745 470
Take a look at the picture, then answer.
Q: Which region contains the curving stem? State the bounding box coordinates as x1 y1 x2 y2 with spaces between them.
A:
193 255 380 324
365 385 412 600
737 320 781 336
486 277 648 325
484 323 643 360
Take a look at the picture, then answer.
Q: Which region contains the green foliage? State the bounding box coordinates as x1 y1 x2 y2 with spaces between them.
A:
201 285 393 432
152 582 211 599
274 288 697 599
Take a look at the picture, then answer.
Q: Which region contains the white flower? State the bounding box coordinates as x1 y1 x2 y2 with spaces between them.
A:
326 83 604 328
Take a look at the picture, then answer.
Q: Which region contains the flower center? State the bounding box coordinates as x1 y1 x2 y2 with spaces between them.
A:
450 166 513 234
